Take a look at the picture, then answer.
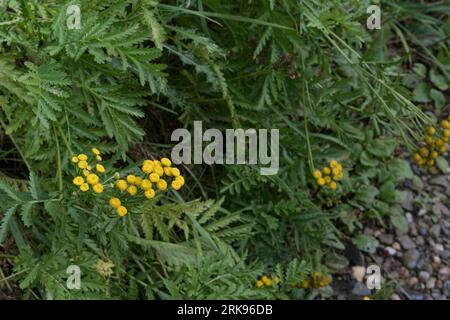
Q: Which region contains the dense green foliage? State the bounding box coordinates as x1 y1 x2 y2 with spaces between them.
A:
0 0 449 299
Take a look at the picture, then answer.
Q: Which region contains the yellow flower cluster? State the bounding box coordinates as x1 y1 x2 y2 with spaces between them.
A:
413 118 450 168
255 275 280 288
313 160 343 190
297 272 331 289
108 157 185 218
72 148 105 194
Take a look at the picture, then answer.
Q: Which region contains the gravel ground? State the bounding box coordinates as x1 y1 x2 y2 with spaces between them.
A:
332 157 450 300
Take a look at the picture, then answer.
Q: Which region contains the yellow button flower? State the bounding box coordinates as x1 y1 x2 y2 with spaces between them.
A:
171 180 182 190
317 178 326 186
313 170 322 179
171 167 181 177
156 179 167 191
441 120 450 129
175 176 185 186
143 160 154 166
114 172 121 179
142 163 154 174
91 148 100 155
127 185 138 196
80 183 89 192
164 167 172 176
117 206 127 217
93 184 104 194
261 275 272 286
256 280 264 288
116 179 127 191
149 173 160 183
145 188 156 199
73 176 84 186
71 156 79 163
427 127 436 136
83 169 90 177
324 176 332 183
96 164 105 173
78 154 88 161
330 160 338 168
332 168 341 176
329 181 337 190
154 166 164 177
86 173 99 185
161 157 171 167
78 160 88 169
134 176 143 186
109 197 121 208
96 155 102 161
153 160 161 166
141 179 152 190
323 167 331 175
126 175 136 184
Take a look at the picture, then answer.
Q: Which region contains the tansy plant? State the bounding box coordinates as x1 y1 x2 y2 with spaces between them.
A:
313 160 344 190
413 116 450 169
71 148 185 217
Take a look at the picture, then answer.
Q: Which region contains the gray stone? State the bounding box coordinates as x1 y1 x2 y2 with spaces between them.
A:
402 249 420 269
398 235 416 250
440 250 450 260
430 225 441 238
419 271 430 282
379 233 394 245
426 277 436 289
408 277 419 286
385 247 397 256
415 236 425 246
444 281 450 295
351 282 371 296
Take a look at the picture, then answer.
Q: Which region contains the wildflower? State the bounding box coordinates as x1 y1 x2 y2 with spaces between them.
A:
274 276 280 284
116 179 127 191
126 175 136 184
117 206 128 217
73 176 84 186
154 166 164 177
141 179 152 191
324 176 332 184
156 179 167 191
164 167 172 176
161 157 171 167
313 170 322 179
171 180 182 190
149 173 160 183
261 275 272 286
142 163 153 174
171 167 181 177
256 280 264 288
442 120 450 130
93 184 104 194
323 167 331 175
143 160 153 166
96 155 102 161
96 164 105 173
109 197 121 208
114 172 121 179
91 148 100 155
145 188 155 199
80 183 89 192
71 156 79 163
330 160 338 168
317 178 326 186
329 181 337 190
419 147 429 157
427 127 436 136
134 176 143 187
78 154 88 161
78 160 88 169
86 173 99 185
127 185 137 196
83 169 90 177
